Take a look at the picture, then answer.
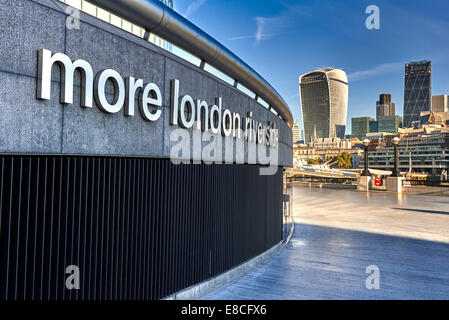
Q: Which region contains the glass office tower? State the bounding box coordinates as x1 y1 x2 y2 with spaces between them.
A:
300 68 348 142
377 115 403 134
403 61 432 128
351 117 375 139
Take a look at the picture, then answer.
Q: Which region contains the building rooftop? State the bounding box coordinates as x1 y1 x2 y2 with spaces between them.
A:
300 68 348 84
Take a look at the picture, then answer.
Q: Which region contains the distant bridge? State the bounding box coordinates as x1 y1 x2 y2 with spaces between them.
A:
287 166 359 180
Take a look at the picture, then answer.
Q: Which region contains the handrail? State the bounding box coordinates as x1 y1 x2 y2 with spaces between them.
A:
87 0 293 127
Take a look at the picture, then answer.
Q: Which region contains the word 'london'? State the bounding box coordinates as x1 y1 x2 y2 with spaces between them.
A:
36 49 279 147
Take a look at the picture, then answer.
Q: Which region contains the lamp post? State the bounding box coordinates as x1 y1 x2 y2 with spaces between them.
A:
361 139 370 176
391 137 400 177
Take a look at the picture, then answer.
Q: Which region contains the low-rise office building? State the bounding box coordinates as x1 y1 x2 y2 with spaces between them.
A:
377 115 403 134
420 111 449 126
361 130 449 175
294 138 359 165
308 137 352 150
351 117 376 139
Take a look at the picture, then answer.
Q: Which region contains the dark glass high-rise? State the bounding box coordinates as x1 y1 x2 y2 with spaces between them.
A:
403 61 431 128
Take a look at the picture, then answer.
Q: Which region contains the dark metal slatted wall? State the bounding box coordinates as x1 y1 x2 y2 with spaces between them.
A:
0 156 283 300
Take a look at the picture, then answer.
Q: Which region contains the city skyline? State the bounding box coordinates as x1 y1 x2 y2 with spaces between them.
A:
174 0 449 134
1 0 449 304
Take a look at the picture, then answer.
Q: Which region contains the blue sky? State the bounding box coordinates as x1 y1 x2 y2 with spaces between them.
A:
173 0 449 134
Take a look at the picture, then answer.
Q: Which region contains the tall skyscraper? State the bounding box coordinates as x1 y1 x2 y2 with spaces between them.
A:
403 61 432 128
376 94 395 119
432 95 449 113
291 122 301 144
299 68 348 142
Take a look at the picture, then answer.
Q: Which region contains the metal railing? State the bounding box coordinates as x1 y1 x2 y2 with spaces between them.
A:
287 176 357 185
282 193 294 245
74 0 293 126
403 180 449 187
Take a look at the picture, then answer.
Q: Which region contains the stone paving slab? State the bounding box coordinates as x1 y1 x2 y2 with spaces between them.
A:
202 188 449 300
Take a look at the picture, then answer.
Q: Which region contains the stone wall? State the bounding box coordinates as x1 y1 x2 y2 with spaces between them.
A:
0 0 292 166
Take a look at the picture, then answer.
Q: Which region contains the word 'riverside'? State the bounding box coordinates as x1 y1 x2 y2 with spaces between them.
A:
37 49 279 147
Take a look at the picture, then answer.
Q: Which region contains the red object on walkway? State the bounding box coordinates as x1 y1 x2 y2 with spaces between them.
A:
374 178 383 186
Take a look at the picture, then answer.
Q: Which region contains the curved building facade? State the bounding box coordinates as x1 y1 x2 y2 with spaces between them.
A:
0 0 292 300
299 68 348 142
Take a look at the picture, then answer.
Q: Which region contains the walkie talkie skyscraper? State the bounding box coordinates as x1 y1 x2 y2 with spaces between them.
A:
299 68 348 142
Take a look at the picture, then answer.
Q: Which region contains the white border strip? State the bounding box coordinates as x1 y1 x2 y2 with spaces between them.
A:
163 241 284 300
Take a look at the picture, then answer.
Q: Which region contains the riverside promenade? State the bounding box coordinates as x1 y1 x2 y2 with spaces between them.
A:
202 187 449 299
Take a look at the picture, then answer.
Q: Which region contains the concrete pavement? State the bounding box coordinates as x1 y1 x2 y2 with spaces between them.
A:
202 187 449 299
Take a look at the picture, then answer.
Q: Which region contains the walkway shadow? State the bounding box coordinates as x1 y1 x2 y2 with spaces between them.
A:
393 207 449 216
202 223 449 300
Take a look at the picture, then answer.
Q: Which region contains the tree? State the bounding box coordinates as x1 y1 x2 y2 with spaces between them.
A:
307 158 323 165
340 152 353 168
326 152 353 168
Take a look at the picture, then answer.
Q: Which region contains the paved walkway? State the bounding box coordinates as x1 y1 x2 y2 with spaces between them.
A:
202 187 449 299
